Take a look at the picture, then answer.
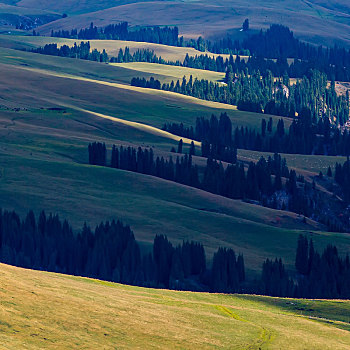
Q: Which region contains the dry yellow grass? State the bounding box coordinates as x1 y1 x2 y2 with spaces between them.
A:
110 61 226 83
14 64 238 111
70 106 201 146
0 263 350 349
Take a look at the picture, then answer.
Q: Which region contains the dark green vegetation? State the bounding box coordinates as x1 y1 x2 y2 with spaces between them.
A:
2 207 350 299
20 25 350 84
161 113 350 232
48 22 350 81
0 208 245 293
50 21 181 46
260 234 350 298
134 69 349 125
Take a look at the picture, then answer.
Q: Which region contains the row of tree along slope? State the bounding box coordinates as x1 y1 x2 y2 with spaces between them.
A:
1 208 349 298
48 22 350 81
88 140 350 233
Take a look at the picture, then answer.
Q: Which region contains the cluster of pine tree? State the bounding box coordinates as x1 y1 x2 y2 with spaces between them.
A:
164 113 237 163
0 209 245 292
3 209 349 298
110 47 166 64
295 235 350 298
133 69 349 125
189 25 350 81
88 142 321 218
88 141 350 232
261 258 294 297
32 41 349 126
109 144 200 188
210 248 245 293
32 41 350 128
163 110 350 157
33 43 170 66
33 42 109 62
88 142 106 165
130 77 161 90
334 160 350 204
261 235 350 298
51 22 181 46
46 22 350 82
181 52 348 83
90 142 290 198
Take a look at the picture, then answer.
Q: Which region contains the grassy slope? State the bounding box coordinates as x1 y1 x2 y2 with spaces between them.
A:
0 49 286 131
238 149 346 176
0 263 350 349
15 0 142 15
0 2 57 15
0 2 60 28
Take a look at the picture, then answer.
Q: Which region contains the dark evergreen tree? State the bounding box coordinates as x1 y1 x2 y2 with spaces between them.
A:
295 234 309 275
177 139 183 154
242 19 249 32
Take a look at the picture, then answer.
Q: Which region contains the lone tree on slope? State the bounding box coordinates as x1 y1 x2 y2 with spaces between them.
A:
243 19 249 31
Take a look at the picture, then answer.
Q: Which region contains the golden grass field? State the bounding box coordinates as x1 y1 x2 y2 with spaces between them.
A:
111 62 226 84
1 263 350 349
12 63 234 115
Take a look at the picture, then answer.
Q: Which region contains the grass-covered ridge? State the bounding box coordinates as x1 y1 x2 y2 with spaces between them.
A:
0 263 349 349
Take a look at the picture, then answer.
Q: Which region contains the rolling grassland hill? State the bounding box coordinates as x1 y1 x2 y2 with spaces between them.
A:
31 0 350 48
0 1 350 349
0 49 349 277
1 0 350 46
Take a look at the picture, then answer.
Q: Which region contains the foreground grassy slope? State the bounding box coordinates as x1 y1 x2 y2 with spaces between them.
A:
0 263 350 349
